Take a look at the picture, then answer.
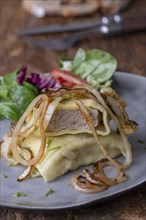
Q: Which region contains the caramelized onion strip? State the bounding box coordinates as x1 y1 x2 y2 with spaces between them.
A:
17 166 33 182
76 85 132 169
17 148 33 181
71 158 126 193
20 102 44 134
11 94 49 166
93 159 126 186
71 174 108 194
44 97 62 130
74 99 121 173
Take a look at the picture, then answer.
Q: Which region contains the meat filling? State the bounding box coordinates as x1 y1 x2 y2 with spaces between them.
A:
46 108 99 132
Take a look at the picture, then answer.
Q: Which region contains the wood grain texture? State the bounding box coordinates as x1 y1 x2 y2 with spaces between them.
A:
0 0 146 76
0 0 146 219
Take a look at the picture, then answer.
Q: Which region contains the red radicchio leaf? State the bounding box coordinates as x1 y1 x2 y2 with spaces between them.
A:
26 73 61 90
16 66 27 85
16 67 61 91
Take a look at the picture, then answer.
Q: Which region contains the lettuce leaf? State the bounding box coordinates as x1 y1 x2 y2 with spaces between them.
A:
0 70 39 121
60 48 117 88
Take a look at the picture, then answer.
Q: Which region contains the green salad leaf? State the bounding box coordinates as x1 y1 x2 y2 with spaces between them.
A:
0 70 39 121
60 48 117 88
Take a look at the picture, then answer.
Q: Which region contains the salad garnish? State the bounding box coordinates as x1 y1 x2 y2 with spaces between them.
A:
58 48 117 88
45 188 54 197
46 139 52 149
0 48 117 121
0 70 39 121
0 68 60 121
2 174 8 178
17 66 61 90
48 146 61 152
13 192 27 197
137 139 144 144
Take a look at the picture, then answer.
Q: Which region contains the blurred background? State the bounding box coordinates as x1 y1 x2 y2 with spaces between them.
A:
0 0 146 75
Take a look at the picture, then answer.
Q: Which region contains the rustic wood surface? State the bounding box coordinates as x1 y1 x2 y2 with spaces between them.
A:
0 0 146 219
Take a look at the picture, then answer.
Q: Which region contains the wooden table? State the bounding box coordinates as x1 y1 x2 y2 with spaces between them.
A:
1 0 146 219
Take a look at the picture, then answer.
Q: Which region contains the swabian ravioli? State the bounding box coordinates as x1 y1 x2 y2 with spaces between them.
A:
21 131 125 182
1 86 138 192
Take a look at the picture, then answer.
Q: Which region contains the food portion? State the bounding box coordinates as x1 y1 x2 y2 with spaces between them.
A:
0 48 117 121
1 85 138 193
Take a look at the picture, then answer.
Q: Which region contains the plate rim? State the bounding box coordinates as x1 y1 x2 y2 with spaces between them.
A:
0 71 146 211
1 180 145 211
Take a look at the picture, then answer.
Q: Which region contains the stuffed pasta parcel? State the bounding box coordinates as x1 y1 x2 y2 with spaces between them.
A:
1 85 138 193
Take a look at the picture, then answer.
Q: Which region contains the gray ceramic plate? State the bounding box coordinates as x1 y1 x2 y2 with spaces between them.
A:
0 71 145 211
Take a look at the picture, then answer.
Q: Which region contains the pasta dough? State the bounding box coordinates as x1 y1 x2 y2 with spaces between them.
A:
21 131 124 182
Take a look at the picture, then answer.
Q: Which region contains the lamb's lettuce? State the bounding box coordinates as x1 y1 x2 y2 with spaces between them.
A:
0 70 39 121
59 48 117 88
